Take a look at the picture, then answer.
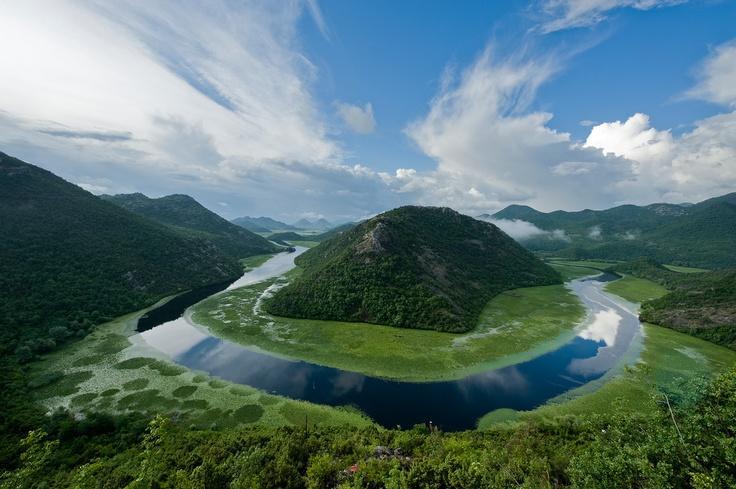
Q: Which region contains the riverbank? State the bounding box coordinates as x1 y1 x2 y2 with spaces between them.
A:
479 274 736 428
26 299 373 430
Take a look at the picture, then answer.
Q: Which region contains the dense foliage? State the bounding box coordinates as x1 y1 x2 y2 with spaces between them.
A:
2 366 735 488
102 193 280 259
265 206 560 332
492 193 736 268
0 152 243 363
610 258 736 350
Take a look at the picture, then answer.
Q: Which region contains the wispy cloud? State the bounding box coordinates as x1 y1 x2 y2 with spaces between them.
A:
538 0 687 33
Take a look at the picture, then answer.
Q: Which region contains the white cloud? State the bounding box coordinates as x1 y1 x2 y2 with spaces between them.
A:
584 113 674 171
584 111 736 203
539 0 686 33
404 45 630 214
478 217 570 242
687 40 736 108
588 225 602 240
336 102 376 134
0 2 351 191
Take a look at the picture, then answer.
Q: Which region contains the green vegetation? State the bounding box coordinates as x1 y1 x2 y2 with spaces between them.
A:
607 258 736 350
492 192 736 268
0 152 245 364
663 264 709 273
102 193 280 259
604 276 669 303
25 306 372 431
266 206 561 332
641 271 736 350
240 253 276 272
3 366 736 488
193 279 584 380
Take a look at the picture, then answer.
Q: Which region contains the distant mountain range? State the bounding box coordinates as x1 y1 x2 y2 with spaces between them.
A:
291 217 333 231
102 193 279 260
231 216 334 233
0 152 258 360
231 216 296 233
481 192 736 269
265 206 560 332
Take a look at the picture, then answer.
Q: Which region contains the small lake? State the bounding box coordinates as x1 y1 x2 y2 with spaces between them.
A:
138 251 640 431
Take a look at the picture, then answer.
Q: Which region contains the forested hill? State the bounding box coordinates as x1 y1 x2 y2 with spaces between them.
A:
265 206 561 332
102 193 279 259
609 258 736 350
0 152 243 361
489 193 736 268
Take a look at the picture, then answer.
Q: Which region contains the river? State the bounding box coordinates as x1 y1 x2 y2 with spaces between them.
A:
137 249 640 430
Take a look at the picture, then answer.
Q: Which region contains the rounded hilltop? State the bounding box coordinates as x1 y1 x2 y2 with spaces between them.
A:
264 205 561 332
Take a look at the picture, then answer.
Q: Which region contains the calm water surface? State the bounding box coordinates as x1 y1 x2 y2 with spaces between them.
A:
138 252 638 430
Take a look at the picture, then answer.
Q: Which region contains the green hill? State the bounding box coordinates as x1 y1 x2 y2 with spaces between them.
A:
0 152 244 360
102 193 280 259
609 259 736 350
491 193 736 268
264 206 561 332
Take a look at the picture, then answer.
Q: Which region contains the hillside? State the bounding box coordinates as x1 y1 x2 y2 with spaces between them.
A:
609 259 736 350
102 193 279 259
490 193 736 268
292 218 332 230
0 152 243 360
231 216 295 232
264 206 561 332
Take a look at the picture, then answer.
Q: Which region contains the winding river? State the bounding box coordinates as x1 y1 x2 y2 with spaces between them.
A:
137 249 641 431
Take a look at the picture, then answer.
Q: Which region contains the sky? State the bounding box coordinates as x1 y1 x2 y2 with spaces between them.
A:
1 0 736 223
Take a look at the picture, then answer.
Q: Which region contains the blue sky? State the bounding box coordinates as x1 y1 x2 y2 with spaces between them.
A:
1 0 735 223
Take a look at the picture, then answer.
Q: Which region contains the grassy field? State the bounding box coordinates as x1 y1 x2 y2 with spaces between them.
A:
27 301 373 430
663 264 709 273
547 258 620 270
191 278 586 382
548 262 600 281
604 275 668 303
479 273 736 428
240 253 276 272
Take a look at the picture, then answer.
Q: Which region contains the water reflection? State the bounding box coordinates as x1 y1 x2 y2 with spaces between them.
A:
137 259 641 431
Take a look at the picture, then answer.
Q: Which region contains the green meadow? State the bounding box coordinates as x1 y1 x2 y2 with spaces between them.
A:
190 276 586 382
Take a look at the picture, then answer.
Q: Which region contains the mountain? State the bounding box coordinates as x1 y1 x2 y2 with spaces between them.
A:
265 206 561 332
102 193 279 259
231 216 295 232
292 218 332 230
490 193 736 268
0 152 244 360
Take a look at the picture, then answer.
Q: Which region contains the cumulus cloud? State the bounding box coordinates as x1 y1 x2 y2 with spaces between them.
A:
336 102 376 134
404 45 630 214
584 110 736 203
539 0 687 33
